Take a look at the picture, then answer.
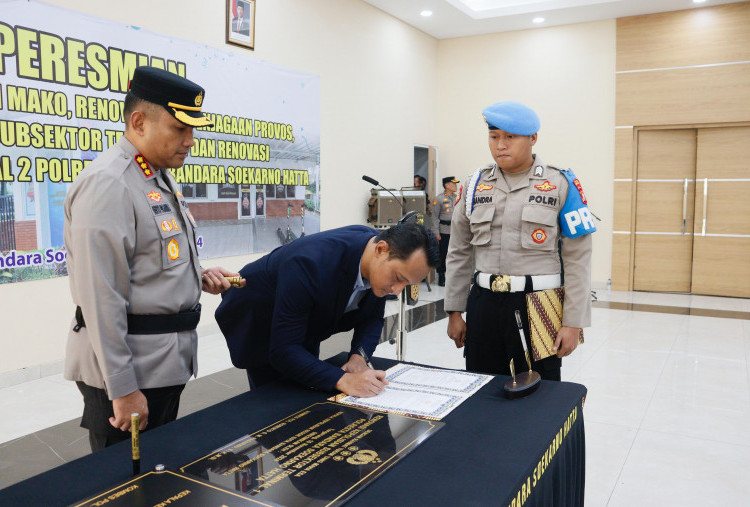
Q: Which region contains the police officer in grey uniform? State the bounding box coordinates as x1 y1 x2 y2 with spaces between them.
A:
64 67 244 451
445 102 595 380
431 176 459 286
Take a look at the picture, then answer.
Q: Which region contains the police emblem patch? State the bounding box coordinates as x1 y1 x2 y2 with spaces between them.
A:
532 229 547 244
476 184 494 192
147 190 162 202
171 217 181 230
195 91 204 107
160 220 173 232
534 181 556 192
167 238 179 260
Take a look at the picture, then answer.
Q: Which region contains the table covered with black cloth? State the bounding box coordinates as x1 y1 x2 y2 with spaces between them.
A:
0 355 587 506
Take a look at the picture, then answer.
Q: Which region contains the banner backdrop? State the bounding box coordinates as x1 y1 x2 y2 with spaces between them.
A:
0 1 321 284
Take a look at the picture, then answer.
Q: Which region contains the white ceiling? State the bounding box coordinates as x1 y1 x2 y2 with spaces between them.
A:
362 0 746 39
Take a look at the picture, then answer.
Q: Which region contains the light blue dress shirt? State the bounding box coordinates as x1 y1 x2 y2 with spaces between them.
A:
345 261 370 313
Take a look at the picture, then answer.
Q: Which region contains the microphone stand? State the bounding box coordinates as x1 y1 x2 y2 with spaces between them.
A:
362 176 415 361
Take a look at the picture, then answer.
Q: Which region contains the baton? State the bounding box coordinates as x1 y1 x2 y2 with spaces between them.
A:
131 413 140 476
514 310 533 372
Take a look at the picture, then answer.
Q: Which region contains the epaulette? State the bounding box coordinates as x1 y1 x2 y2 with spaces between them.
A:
134 153 156 179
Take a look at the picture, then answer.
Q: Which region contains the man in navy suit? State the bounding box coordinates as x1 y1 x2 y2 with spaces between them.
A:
216 222 439 398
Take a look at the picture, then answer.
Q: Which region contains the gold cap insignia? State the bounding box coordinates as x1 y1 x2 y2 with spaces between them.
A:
195 91 204 107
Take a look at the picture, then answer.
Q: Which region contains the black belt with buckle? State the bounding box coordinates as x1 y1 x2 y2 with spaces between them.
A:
439 219 451 226
73 304 202 334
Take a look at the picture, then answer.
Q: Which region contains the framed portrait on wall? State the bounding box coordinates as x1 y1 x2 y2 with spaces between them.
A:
226 0 255 50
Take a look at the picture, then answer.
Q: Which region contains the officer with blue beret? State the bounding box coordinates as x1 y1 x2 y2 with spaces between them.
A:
444 101 595 380
64 66 244 451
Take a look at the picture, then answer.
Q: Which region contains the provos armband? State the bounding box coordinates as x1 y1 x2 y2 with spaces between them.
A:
559 169 596 238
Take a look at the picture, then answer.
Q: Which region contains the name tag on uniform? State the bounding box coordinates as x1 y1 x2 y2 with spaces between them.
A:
151 204 173 216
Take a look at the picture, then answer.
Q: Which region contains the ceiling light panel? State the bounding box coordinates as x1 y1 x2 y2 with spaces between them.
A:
447 0 621 19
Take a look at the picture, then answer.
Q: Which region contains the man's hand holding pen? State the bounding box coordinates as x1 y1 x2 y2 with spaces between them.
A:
337 347 388 397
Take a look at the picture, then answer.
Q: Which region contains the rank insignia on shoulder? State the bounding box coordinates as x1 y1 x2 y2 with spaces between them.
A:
476 183 494 192
534 180 557 192
134 154 154 178
573 178 588 204
186 210 197 227
456 185 463 205
534 166 544 177
532 229 547 244
177 191 184 199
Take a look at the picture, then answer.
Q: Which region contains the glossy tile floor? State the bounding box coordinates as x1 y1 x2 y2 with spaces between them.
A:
1 287 749 506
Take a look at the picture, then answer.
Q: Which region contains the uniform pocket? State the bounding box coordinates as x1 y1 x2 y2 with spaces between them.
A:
469 205 495 246
521 205 558 251
153 214 189 269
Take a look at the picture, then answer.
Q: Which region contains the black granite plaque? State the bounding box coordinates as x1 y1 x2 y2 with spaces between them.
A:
70 469 264 506
180 402 443 506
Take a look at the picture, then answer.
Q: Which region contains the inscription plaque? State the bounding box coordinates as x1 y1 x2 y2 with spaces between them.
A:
181 402 443 506
71 469 263 506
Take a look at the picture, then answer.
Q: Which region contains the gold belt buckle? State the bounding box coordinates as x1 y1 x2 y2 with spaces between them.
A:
491 274 511 292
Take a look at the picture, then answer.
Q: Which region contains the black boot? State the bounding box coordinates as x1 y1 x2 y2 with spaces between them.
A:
438 273 445 286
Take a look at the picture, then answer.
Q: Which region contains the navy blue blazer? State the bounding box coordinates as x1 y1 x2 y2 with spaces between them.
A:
215 225 386 391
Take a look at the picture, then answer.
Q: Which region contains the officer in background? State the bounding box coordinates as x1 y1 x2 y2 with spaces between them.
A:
444 102 594 380
64 66 243 451
431 176 459 286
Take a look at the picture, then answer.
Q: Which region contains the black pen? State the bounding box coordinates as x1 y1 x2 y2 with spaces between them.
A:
357 346 375 369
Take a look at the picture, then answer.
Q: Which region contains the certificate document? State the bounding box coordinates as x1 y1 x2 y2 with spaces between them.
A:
331 364 493 420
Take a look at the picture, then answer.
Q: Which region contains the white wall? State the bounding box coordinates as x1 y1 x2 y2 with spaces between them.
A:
0 0 439 377
436 20 616 286
1 3 618 379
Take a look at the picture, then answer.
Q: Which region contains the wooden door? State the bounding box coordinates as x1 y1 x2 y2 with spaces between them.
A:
633 129 696 292
691 126 750 297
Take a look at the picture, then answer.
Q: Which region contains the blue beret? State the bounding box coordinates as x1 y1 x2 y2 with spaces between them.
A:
482 101 540 135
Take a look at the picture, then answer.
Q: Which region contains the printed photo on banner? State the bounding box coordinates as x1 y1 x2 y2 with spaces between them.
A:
227 0 255 50
0 1 320 284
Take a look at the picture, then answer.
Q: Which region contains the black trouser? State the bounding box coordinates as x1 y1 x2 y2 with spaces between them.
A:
76 382 185 452
464 284 561 381
437 232 450 274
